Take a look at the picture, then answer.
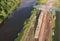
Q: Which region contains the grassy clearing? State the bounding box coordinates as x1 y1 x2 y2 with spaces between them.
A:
36 0 48 5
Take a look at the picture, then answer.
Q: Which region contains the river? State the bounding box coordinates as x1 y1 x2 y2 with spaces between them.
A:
0 0 36 41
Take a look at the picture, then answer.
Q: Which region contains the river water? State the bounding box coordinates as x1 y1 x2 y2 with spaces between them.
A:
0 0 36 41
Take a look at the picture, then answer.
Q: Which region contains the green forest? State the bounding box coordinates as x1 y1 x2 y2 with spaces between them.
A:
0 0 20 23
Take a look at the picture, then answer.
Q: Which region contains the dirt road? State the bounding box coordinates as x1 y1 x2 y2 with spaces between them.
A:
35 0 57 41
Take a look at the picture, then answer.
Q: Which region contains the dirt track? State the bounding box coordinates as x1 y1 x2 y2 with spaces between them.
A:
35 0 57 41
